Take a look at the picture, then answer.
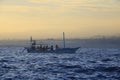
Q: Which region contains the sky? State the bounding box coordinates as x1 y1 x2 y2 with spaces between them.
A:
0 0 120 39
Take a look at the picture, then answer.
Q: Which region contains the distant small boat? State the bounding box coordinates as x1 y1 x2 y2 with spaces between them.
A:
24 32 80 53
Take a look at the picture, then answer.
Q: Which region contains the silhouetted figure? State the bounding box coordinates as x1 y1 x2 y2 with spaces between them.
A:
37 46 40 49
51 45 53 51
39 45 42 51
43 46 46 51
55 44 59 49
46 45 48 50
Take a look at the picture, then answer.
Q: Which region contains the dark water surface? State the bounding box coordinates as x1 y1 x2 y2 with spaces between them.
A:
0 47 120 80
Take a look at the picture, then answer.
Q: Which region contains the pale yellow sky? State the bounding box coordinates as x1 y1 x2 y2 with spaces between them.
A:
0 0 120 39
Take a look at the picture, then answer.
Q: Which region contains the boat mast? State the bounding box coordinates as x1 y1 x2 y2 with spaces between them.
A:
63 32 66 48
30 36 33 47
30 36 33 42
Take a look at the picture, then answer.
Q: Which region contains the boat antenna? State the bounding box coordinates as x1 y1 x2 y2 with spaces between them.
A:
63 32 66 48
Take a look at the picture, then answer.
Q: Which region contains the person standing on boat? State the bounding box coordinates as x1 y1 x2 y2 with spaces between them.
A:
51 45 53 51
39 45 42 51
46 45 48 50
55 44 59 50
43 46 46 51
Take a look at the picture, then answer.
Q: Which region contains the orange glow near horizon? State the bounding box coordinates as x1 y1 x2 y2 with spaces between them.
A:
0 0 120 39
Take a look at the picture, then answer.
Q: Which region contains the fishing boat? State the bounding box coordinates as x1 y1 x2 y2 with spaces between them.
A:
24 32 80 53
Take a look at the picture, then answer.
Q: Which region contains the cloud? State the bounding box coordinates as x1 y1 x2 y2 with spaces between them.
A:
0 5 30 12
1 0 120 16
26 0 50 3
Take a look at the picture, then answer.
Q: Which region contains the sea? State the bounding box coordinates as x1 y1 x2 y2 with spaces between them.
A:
0 39 120 80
